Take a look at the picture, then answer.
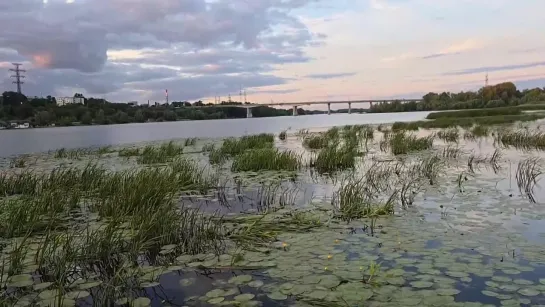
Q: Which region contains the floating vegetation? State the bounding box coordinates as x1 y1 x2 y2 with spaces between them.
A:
4 118 545 307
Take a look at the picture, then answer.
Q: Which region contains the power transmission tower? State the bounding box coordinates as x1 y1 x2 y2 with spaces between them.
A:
239 86 243 103
10 63 25 94
244 89 247 104
485 72 489 87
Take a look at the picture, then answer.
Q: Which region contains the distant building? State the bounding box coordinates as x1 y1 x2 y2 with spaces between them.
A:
56 97 85 106
127 101 138 106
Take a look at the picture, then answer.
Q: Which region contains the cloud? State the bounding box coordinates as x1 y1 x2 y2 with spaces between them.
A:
249 89 301 94
0 0 323 101
421 39 481 60
305 72 357 79
443 61 545 76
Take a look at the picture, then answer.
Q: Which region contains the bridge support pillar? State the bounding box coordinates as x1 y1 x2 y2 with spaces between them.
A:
292 105 298 116
246 107 252 118
370 101 373 108
327 103 331 115
348 102 351 114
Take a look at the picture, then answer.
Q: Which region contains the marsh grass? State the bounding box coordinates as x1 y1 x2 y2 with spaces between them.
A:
303 134 330 149
516 157 542 203
310 144 357 174
496 130 545 150
389 132 434 155
202 143 215 152
418 154 444 185
137 141 184 164
9 156 29 168
441 145 462 159
118 147 140 157
437 128 459 143
184 138 197 146
392 114 545 130
332 176 396 221
426 107 523 119
220 134 274 156
231 148 302 172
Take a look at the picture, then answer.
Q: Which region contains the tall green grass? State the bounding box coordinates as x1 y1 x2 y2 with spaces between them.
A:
392 114 545 130
137 141 184 164
389 131 434 155
303 134 330 149
220 134 274 156
310 144 357 174
426 107 522 119
231 148 302 172
496 130 545 150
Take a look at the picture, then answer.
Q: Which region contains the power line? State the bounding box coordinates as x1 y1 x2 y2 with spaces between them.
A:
9 63 26 94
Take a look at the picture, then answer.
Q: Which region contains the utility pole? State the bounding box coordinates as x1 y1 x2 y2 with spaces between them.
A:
10 63 25 94
228 94 232 103
244 89 247 104
165 89 169 105
485 72 489 87
239 86 243 104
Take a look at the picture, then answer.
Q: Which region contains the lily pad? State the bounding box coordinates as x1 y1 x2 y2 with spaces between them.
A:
131 297 151 307
248 280 264 288
518 288 540 296
410 281 434 289
436 288 460 296
180 278 195 287
228 275 253 285
208 297 225 304
267 292 288 300
206 289 226 298
234 294 255 302
34 282 53 291
77 281 102 290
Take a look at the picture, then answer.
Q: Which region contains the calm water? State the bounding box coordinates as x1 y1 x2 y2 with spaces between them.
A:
0 112 430 157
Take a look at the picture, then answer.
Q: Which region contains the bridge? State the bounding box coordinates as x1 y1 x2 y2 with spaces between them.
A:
182 99 422 118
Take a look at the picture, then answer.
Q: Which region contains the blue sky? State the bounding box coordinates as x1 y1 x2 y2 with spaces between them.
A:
0 0 543 105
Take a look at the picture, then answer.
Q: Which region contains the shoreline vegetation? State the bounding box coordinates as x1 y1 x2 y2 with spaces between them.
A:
3 113 545 305
0 81 543 129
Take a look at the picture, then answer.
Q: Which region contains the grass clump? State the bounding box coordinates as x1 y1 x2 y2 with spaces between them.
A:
279 130 287 140
437 128 459 143
426 107 522 119
220 134 274 156
184 138 197 146
231 148 302 172
389 132 433 155
118 147 140 157
393 114 545 131
496 130 545 150
303 134 330 149
137 141 184 164
310 144 357 174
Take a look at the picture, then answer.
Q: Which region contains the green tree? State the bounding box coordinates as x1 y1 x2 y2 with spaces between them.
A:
95 109 106 124
81 112 92 125
134 109 145 122
34 111 51 126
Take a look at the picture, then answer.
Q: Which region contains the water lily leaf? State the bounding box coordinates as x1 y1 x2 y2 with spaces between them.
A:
208 297 225 304
222 288 239 296
234 294 255 302
513 279 533 285
481 290 499 297
34 282 53 291
267 292 288 300
131 297 151 307
518 288 540 296
77 281 102 290
206 289 225 298
228 275 253 285
397 297 422 306
38 298 76 307
436 288 460 296
248 280 264 288
180 278 195 287
9 279 34 288
410 281 434 289
39 290 60 300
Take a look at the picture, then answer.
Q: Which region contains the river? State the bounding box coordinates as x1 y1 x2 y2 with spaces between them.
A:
0 112 430 157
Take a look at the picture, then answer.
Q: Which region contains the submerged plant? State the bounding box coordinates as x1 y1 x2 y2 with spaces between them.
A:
389 131 433 155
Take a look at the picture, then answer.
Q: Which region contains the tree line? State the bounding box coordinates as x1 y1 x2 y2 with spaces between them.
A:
368 82 545 113
0 92 311 128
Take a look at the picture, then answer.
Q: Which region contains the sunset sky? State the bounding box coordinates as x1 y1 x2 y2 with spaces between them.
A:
0 0 544 108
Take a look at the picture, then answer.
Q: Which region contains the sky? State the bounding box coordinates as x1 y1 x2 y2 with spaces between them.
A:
0 0 544 107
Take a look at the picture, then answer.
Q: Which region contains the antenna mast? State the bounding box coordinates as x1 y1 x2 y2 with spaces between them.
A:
485 72 489 87
9 63 26 94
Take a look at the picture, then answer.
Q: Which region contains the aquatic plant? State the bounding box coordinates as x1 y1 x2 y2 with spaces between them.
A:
441 145 462 159
9 156 28 168
220 134 274 156
118 147 140 157
426 106 522 119
496 130 545 150
137 141 184 164
303 134 329 150
389 131 433 155
209 148 227 165
392 114 545 130
437 128 459 143
202 143 215 152
515 157 542 203
184 137 197 146
310 144 357 174
418 154 444 185
324 127 340 141
279 130 287 140
231 148 302 172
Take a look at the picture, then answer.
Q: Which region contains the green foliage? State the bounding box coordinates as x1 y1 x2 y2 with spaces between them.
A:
426 107 522 119
279 130 287 140
136 141 184 164
231 148 302 172
389 132 434 155
310 144 357 174
303 134 329 149
392 114 545 130
220 134 274 156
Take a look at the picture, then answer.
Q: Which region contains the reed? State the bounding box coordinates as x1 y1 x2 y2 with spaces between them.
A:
389 131 434 155
220 134 274 156
231 148 302 172
426 107 522 119
303 134 329 150
310 144 357 174
496 130 545 150
437 128 459 143
137 141 184 164
515 157 542 203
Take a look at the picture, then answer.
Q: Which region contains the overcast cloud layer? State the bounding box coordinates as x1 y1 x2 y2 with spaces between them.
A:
0 0 544 104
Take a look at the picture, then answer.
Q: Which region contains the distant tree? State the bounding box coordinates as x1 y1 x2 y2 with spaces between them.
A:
34 111 51 126
95 109 106 124
81 112 92 125
134 109 145 122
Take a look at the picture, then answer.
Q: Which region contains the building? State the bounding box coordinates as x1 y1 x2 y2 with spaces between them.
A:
56 96 85 106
